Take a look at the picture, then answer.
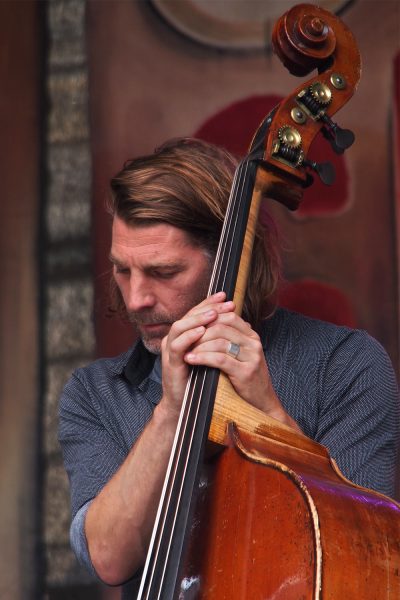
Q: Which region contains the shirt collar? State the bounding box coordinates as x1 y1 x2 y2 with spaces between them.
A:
123 339 158 386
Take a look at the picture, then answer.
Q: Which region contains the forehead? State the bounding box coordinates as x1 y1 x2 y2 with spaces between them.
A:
111 217 200 261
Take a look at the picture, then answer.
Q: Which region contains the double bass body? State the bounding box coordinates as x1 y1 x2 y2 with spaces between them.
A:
183 422 400 598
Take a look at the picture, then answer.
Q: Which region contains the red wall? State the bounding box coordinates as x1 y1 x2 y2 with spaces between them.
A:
87 1 400 375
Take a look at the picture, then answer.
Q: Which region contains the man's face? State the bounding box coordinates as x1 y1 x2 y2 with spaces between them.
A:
110 217 213 353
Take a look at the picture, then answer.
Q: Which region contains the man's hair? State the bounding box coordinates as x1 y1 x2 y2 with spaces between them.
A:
108 137 281 328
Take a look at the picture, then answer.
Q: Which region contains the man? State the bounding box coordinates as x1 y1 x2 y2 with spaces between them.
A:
59 138 399 597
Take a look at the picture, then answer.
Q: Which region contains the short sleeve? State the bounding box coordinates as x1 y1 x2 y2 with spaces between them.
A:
70 500 98 577
58 370 128 518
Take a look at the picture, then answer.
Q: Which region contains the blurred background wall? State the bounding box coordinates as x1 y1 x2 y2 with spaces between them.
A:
1 0 399 598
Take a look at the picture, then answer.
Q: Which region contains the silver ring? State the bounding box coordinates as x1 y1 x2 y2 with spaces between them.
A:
227 342 240 359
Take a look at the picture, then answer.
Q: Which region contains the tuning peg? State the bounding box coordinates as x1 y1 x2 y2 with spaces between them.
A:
334 126 355 150
303 159 336 186
321 114 355 153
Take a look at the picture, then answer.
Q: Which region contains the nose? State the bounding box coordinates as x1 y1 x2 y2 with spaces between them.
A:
124 274 156 312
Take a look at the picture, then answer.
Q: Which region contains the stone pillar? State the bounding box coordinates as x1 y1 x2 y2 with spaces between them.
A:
42 0 100 596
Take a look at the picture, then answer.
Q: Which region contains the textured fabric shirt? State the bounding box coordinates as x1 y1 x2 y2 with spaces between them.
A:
58 308 400 597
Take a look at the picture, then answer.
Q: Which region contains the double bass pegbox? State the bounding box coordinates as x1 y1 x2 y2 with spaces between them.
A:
256 3 361 206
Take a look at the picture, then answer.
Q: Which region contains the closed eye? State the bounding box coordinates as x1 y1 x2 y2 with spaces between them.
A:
154 269 178 278
113 264 130 275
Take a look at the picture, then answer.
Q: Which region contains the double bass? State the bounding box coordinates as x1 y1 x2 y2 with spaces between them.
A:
138 4 400 598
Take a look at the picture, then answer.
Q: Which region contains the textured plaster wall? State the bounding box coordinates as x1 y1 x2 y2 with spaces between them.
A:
42 0 96 592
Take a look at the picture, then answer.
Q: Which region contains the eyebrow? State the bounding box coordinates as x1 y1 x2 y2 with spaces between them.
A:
108 254 125 268
108 253 187 271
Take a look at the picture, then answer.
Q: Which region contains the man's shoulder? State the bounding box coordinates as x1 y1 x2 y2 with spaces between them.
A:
59 345 140 423
68 344 138 390
263 307 386 361
78 344 136 374
264 306 355 342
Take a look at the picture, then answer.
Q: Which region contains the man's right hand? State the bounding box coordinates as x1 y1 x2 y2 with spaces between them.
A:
159 291 234 414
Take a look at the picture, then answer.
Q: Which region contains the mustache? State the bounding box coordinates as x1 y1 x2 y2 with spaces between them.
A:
127 311 172 326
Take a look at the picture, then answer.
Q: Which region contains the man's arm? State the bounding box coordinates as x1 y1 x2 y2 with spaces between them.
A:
85 398 180 585
83 293 253 583
85 292 301 584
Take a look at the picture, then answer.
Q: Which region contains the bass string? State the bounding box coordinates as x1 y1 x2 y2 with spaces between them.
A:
152 158 253 539
141 159 254 597
141 159 253 597
139 158 255 598
210 159 252 296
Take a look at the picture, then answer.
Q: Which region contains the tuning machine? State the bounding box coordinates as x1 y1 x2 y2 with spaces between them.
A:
296 78 355 154
272 125 335 186
320 114 355 154
272 125 304 167
302 158 335 186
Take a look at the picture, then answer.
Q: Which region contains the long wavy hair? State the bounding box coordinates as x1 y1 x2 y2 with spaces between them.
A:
107 138 281 328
